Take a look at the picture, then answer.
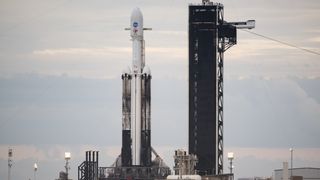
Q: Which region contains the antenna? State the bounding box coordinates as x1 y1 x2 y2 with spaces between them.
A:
34 163 38 180
202 0 209 4
8 148 13 180
202 0 213 5
65 152 71 180
228 152 234 174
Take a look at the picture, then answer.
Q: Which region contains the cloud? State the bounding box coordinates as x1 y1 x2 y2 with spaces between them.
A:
0 144 123 163
1 74 320 148
227 38 302 60
1 0 320 179
224 77 320 148
153 30 187 36
33 47 131 56
0 145 47 161
305 29 320 34
225 147 320 162
223 147 320 178
308 36 320 43
32 47 186 58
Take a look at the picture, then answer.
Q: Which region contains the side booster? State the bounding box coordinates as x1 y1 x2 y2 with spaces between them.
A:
121 8 152 167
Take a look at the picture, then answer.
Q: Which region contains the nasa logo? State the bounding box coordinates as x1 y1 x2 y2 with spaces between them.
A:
133 22 138 27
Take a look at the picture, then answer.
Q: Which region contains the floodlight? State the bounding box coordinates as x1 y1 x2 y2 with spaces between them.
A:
8 148 13 157
65 152 71 160
228 152 234 160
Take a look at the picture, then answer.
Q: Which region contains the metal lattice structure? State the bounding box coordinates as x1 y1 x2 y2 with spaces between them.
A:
8 148 13 180
78 151 99 180
216 5 225 174
173 149 198 176
189 0 254 175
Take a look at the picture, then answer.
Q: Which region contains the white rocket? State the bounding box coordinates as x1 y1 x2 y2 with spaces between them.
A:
116 8 171 177
130 7 143 166
124 7 151 166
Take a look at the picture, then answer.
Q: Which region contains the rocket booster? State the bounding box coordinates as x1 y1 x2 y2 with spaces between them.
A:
121 8 151 167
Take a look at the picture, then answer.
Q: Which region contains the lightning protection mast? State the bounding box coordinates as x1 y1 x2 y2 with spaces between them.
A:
8 148 13 180
188 0 255 175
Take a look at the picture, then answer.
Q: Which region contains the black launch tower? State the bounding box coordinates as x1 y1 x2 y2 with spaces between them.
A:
188 0 254 175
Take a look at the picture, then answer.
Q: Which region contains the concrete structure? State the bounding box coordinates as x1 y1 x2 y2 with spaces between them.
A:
238 178 271 180
167 175 202 180
283 162 289 180
274 167 320 180
55 171 73 180
173 149 198 176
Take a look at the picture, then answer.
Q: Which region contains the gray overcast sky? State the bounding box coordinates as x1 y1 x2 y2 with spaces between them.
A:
0 0 320 179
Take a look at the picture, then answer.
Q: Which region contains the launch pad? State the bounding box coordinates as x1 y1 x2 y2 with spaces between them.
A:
78 0 254 179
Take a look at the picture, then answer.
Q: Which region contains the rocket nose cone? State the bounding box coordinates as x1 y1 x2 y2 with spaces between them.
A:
122 66 131 75
131 7 143 20
130 7 143 37
143 66 151 75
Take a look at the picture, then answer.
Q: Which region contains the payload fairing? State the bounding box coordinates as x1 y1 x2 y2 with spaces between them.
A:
121 8 152 167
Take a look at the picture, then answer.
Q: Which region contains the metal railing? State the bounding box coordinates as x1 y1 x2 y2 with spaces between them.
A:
98 166 171 180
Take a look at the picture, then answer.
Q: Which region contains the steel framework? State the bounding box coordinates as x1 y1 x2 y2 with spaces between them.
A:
78 151 99 180
189 0 253 175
